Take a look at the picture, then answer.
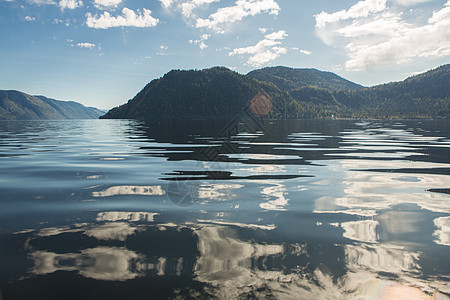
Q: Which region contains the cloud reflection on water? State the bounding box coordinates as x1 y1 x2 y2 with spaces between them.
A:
92 185 165 197
259 181 289 211
197 183 244 202
96 211 159 222
434 217 450 246
341 220 378 243
30 247 146 281
315 160 450 216
17 214 449 298
4 120 450 298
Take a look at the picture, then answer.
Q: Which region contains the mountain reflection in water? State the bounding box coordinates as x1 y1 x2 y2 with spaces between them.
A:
0 119 449 299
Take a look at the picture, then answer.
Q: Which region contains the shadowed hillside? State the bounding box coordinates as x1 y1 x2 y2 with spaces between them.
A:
0 90 104 120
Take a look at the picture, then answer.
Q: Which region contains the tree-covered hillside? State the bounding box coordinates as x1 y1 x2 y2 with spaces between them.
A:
101 67 318 119
101 64 450 120
333 64 450 118
247 66 364 92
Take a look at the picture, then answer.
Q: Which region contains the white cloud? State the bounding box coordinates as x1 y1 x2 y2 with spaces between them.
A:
395 0 432 5
300 49 312 55
159 0 219 18
315 0 387 28
27 0 55 5
264 30 286 40
335 12 408 39
258 27 268 33
196 0 280 33
159 0 279 33
77 42 97 49
181 0 220 18
68 40 102 52
86 8 159 29
155 45 172 55
189 33 210 49
58 0 82 9
94 0 121 8
25 16 36 21
229 30 287 67
159 0 175 9
315 0 450 70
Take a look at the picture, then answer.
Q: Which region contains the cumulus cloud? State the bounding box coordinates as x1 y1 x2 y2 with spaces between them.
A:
86 8 159 29
159 0 280 33
315 0 387 28
25 16 36 21
395 0 432 5
159 0 175 9
229 30 287 67
67 40 102 52
315 0 450 70
28 0 81 10
181 0 219 18
189 33 210 49
299 49 312 55
58 0 82 9
196 0 280 33
159 0 219 18
94 0 122 8
27 0 55 5
77 42 97 49
335 12 408 39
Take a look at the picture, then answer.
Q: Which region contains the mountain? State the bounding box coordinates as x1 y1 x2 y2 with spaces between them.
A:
101 64 450 120
332 64 450 118
247 66 364 91
0 90 104 120
101 67 316 120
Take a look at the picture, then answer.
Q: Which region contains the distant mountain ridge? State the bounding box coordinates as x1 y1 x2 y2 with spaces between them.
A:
101 64 450 120
0 90 104 120
329 64 450 118
247 66 364 91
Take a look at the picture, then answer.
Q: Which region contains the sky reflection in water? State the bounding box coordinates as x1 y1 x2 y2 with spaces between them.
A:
0 119 449 299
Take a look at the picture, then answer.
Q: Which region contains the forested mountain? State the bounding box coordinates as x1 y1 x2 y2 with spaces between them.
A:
332 64 450 118
0 90 104 120
102 64 450 120
101 67 318 119
247 66 364 91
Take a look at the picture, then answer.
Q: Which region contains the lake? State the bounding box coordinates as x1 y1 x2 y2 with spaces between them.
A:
0 118 449 299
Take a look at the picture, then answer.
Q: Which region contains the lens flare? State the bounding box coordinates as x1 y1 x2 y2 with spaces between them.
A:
250 93 272 117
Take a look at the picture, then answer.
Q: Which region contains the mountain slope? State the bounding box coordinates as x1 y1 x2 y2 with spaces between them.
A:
35 95 105 119
246 66 364 91
0 90 104 120
101 67 316 120
101 64 450 120
332 64 450 118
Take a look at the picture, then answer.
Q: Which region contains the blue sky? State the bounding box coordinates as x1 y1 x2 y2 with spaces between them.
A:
1 0 449 109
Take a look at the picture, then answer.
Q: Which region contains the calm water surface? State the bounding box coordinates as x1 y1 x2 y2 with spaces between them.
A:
0 119 449 299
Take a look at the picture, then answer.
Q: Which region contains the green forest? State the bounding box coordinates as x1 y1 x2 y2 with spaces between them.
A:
101 64 450 120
